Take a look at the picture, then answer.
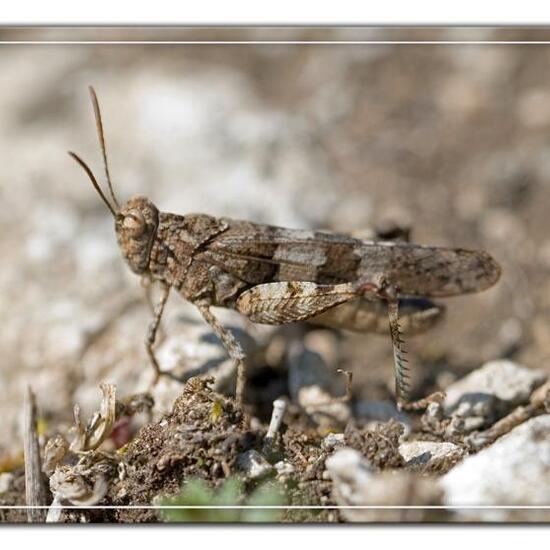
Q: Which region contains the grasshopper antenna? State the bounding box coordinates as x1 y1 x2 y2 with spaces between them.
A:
68 151 117 218
88 85 120 210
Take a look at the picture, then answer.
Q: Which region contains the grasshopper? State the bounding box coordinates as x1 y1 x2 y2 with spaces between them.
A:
69 87 501 410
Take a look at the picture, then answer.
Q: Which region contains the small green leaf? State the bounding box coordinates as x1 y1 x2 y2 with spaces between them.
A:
158 476 287 523
210 400 223 423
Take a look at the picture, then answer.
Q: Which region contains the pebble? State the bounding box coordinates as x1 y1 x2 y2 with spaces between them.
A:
321 433 346 451
441 415 550 521
274 461 295 476
354 400 411 434
325 447 442 522
444 360 546 419
235 450 274 480
325 448 375 497
399 441 464 468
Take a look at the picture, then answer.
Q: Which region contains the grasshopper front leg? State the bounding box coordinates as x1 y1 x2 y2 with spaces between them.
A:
195 302 247 406
145 282 170 384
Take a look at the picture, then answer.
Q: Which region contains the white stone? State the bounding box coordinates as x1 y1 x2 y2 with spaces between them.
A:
235 450 274 480
441 415 550 521
325 448 374 503
444 360 546 413
399 441 464 467
321 433 346 451
274 461 295 476
326 447 441 522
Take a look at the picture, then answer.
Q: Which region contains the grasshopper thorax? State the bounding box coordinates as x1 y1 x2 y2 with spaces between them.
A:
115 196 159 275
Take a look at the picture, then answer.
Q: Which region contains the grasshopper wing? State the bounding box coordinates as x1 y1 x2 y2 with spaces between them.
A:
206 221 501 298
356 242 501 297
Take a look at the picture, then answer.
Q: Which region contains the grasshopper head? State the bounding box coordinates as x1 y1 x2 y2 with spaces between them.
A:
69 86 160 275
115 196 159 274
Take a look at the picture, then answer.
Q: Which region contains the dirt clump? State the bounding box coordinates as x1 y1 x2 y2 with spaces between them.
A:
344 418 405 469
107 377 257 522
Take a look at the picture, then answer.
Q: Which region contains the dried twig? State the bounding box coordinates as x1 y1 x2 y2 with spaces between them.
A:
336 369 353 403
466 380 550 449
263 398 287 453
23 386 47 523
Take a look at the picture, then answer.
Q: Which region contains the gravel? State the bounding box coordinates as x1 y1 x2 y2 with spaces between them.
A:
441 414 550 521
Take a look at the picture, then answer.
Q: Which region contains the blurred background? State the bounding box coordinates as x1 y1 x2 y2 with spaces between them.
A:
1 27 549 451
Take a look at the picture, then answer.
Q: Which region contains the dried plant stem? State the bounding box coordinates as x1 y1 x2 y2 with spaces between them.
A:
263 398 287 452
335 369 353 403
23 386 47 523
398 391 446 412
467 380 550 449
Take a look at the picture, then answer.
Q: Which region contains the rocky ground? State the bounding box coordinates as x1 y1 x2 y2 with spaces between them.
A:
1 27 550 523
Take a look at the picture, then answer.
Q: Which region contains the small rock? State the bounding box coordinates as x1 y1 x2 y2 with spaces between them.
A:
321 433 345 451
421 401 446 432
235 450 274 480
454 395 495 418
0 472 14 493
274 460 295 476
444 360 546 418
399 441 464 469
325 448 375 494
326 447 443 522
441 414 550 521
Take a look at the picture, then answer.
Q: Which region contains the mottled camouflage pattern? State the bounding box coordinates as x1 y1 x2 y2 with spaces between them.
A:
71 87 502 407
145 210 500 309
114 202 500 407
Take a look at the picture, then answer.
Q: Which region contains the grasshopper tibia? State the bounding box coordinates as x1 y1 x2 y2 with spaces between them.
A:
388 297 446 411
145 283 170 385
195 302 247 405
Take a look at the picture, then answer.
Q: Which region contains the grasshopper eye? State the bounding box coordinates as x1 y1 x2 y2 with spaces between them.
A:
123 210 146 237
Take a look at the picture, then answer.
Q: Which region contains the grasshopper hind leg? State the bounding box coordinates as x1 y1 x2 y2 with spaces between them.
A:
387 298 445 411
387 299 411 407
195 302 247 406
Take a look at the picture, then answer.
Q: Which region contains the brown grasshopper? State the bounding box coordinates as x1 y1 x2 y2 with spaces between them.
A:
69 87 501 410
